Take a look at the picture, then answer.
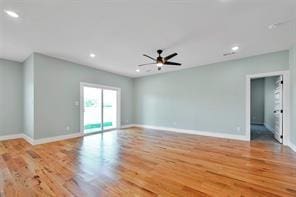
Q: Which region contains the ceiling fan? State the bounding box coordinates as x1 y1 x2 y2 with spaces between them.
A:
138 49 181 71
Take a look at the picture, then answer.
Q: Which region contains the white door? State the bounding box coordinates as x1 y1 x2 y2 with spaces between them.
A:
273 76 283 143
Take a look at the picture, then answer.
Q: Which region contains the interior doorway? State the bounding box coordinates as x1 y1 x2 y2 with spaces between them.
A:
246 71 290 145
250 76 282 143
80 83 120 134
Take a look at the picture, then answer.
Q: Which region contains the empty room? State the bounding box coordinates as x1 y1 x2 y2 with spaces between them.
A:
1 0 296 196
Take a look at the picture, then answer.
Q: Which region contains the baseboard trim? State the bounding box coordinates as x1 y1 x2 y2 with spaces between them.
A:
22 134 34 145
33 133 84 145
121 124 137 129
0 133 24 141
0 126 137 145
133 124 249 141
0 132 84 145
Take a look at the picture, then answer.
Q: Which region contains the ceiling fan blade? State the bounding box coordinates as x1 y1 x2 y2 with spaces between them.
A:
143 54 156 61
138 63 156 67
164 53 178 61
164 61 181 66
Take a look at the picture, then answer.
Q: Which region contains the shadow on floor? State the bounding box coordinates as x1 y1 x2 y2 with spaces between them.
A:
251 124 278 143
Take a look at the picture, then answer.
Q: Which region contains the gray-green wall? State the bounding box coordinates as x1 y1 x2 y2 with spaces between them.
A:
290 47 296 145
33 53 134 139
134 51 289 136
251 78 265 124
1 50 294 143
0 59 23 135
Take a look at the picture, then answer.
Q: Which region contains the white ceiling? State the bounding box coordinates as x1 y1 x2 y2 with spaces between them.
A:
1 0 296 77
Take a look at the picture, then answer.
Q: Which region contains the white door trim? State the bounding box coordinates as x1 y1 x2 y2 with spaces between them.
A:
246 70 290 145
80 82 121 134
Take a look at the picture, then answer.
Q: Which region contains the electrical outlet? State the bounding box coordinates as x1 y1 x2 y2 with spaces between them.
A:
66 126 70 131
236 127 241 132
173 122 177 126
74 101 79 106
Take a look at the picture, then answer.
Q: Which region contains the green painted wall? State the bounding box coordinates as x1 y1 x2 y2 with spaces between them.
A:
0 59 23 135
33 53 134 139
134 51 289 136
251 78 265 124
1 50 294 142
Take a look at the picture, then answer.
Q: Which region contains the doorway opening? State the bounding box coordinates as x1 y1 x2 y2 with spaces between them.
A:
250 76 283 143
80 83 120 134
246 71 290 145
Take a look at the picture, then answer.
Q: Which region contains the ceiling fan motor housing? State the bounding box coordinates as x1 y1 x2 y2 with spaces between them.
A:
157 56 163 64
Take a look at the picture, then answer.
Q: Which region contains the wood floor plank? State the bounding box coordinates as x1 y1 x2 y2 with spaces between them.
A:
0 127 296 196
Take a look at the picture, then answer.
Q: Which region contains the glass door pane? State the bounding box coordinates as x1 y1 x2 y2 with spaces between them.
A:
83 87 102 134
103 89 117 130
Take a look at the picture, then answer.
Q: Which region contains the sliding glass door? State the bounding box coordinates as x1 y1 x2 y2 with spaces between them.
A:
103 89 118 130
83 87 102 134
81 83 120 134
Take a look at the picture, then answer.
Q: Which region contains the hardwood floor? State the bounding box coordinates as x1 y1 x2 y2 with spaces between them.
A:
1 127 296 196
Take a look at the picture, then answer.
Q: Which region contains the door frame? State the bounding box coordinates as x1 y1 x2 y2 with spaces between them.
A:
80 82 121 134
245 70 290 145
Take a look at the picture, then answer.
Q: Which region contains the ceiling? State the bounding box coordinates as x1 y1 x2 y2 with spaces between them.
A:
1 0 296 77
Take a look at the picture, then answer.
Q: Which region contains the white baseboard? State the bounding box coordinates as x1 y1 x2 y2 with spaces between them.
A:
2 128 294 153
121 124 136 129
0 126 138 145
0 132 83 145
33 133 84 145
0 133 24 141
133 124 249 141
22 134 34 145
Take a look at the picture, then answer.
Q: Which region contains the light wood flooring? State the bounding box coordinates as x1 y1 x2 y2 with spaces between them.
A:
1 127 296 196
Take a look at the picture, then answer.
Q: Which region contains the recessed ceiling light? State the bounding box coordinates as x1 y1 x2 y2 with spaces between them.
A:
4 10 19 18
231 46 239 51
268 24 277 30
136 69 140 72
89 53 96 58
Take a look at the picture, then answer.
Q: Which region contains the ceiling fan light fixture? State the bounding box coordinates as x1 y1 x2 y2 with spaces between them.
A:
157 62 163 67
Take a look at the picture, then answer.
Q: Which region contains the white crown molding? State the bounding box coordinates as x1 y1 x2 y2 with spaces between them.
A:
132 124 249 141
